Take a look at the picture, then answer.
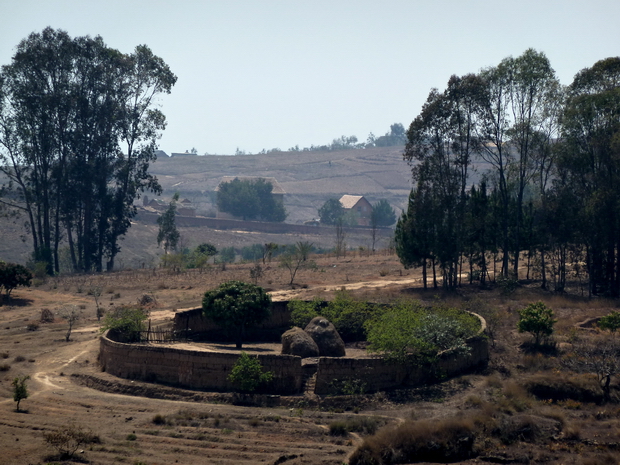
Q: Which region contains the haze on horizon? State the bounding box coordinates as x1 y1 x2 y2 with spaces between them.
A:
1 0 618 155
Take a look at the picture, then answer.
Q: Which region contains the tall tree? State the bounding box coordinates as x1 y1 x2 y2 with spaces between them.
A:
157 193 180 254
0 28 175 273
556 57 620 296
505 49 560 278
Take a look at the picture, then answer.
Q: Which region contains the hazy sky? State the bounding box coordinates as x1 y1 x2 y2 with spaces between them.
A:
1 1 619 155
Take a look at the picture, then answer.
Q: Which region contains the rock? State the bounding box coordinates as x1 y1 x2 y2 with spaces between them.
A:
304 317 346 357
281 327 319 358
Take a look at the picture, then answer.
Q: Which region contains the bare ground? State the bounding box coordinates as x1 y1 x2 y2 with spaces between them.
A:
2 254 620 464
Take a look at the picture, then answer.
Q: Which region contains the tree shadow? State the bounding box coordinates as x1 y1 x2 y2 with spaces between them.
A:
1 297 35 308
211 344 274 353
520 340 558 356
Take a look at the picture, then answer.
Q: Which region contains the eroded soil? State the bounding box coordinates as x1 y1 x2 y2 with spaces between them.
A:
2 254 620 464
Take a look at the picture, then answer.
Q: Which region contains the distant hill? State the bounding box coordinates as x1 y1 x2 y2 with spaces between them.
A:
0 147 411 268
150 146 412 223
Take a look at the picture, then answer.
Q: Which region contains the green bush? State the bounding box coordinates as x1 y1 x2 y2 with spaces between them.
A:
288 297 324 328
517 302 556 346
101 305 149 342
241 244 264 261
322 291 375 342
365 301 480 363
288 291 378 341
219 247 236 263
0 261 33 300
598 311 620 333
228 351 273 393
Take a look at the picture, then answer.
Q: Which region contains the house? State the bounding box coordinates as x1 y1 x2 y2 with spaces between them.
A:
141 196 195 216
177 198 196 217
340 195 372 226
215 176 285 220
170 151 198 157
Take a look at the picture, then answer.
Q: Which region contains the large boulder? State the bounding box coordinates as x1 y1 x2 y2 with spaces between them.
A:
281 327 320 358
304 316 346 357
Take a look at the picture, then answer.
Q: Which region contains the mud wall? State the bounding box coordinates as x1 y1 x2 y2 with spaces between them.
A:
314 335 489 395
173 301 291 341
99 333 303 395
101 313 488 396
137 210 394 237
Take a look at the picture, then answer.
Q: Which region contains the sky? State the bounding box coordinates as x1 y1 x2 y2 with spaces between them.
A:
1 0 619 155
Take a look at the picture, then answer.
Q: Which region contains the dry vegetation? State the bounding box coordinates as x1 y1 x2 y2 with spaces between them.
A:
1 252 620 464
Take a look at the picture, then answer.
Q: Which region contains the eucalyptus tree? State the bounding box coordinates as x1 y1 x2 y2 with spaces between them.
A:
504 49 560 278
0 28 175 273
395 179 437 289
404 74 482 288
556 57 620 296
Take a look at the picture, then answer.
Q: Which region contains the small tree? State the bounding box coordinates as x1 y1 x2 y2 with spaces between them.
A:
279 241 314 286
517 301 556 346
561 335 620 402
318 198 345 225
89 286 103 321
0 261 33 302
598 311 620 333
60 305 82 342
101 305 149 342
202 281 271 349
371 199 397 227
12 375 29 411
157 193 180 254
44 423 96 459
228 351 273 392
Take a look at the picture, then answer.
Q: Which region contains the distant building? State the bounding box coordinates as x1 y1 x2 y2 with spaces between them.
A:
177 198 196 217
141 196 195 217
170 152 196 157
339 195 372 226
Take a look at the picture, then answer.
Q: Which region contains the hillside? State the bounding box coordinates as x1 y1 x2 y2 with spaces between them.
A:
0 147 410 268
150 146 412 223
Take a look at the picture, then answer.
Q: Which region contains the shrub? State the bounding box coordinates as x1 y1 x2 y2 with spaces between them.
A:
349 418 476 465
219 247 236 263
228 352 273 393
0 261 33 300
598 311 620 332
241 244 264 261
365 301 480 363
40 308 54 323
517 302 556 346
288 297 324 328
101 305 149 342
152 414 166 425
44 424 98 459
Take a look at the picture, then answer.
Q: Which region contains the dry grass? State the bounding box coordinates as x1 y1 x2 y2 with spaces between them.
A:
349 417 476 465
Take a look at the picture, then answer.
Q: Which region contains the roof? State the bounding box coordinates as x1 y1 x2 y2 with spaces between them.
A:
216 176 285 195
339 195 366 209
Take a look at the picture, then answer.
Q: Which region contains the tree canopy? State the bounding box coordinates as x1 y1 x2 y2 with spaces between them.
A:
202 281 272 349
0 28 176 273
397 50 620 296
371 199 397 227
217 178 286 222
318 198 345 225
157 193 180 254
